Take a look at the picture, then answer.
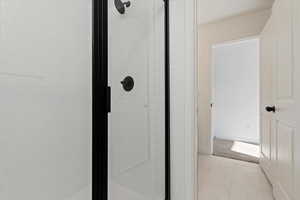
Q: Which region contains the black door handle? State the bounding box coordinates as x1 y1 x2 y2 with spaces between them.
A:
114 0 131 14
265 106 276 113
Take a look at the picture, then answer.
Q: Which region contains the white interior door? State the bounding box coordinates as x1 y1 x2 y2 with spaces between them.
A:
108 0 165 200
292 0 300 198
0 0 92 199
272 0 295 199
260 0 300 199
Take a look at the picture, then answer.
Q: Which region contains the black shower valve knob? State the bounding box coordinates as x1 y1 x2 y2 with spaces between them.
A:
114 0 131 14
121 76 134 92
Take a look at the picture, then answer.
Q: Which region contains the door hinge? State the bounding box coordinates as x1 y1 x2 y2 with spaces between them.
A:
107 86 111 113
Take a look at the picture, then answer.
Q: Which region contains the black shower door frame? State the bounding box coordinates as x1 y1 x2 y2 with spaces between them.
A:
92 0 170 199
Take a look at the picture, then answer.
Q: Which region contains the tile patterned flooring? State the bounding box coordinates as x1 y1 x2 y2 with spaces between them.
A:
198 155 274 200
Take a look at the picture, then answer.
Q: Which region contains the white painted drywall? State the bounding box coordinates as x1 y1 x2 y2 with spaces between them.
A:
212 39 259 144
198 9 271 154
0 0 92 199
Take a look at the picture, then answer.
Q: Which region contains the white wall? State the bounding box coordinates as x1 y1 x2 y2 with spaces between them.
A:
212 39 259 144
0 0 92 199
198 9 271 154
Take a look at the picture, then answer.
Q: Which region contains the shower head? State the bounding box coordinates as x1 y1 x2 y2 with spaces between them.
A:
114 0 131 14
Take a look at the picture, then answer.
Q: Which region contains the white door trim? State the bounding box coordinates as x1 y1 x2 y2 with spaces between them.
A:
169 0 198 199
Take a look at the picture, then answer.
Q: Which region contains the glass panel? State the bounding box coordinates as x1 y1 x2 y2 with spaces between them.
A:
108 0 166 199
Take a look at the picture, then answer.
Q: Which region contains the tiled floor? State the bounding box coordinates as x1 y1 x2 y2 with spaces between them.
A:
198 155 274 200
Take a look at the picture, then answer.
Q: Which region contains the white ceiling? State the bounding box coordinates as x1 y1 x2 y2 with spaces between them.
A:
198 0 274 24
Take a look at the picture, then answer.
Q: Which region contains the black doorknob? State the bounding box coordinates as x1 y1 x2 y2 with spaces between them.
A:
114 0 131 14
121 76 134 92
265 106 276 113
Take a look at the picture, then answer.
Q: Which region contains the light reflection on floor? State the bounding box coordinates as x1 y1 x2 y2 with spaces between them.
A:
231 141 260 158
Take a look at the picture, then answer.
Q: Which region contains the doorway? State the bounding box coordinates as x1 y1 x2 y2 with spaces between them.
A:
211 38 260 163
197 36 274 200
196 2 275 200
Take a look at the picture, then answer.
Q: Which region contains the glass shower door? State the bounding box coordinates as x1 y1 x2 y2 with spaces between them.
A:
0 0 167 199
108 0 166 199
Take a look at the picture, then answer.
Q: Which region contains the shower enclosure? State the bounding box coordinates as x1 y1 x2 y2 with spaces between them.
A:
94 0 170 200
0 0 169 199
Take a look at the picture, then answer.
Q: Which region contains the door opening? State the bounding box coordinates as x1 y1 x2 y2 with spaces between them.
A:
211 38 260 163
